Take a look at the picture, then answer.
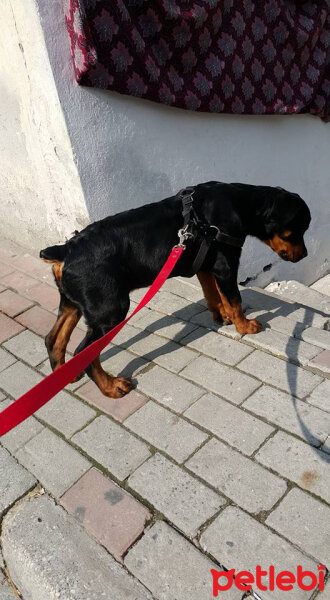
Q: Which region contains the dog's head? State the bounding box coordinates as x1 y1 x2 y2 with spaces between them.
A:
260 187 311 263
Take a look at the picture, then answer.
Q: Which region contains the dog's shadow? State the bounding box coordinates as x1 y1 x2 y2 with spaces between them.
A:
100 287 329 461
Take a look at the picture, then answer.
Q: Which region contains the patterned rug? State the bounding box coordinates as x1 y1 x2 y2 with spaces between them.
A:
66 1 330 118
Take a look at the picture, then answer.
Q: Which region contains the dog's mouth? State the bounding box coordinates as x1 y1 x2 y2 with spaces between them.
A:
279 249 307 263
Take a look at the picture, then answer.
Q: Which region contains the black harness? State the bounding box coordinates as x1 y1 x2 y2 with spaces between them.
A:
177 187 244 274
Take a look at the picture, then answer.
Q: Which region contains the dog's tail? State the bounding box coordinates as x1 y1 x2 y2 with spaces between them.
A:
40 244 67 263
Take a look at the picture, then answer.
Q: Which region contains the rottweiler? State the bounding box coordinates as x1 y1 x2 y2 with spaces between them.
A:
40 181 311 398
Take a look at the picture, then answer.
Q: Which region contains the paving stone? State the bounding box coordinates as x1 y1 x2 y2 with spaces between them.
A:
266 488 330 567
126 521 241 600
126 401 207 462
181 355 261 405
317 577 330 599
2 494 152 600
24 282 60 311
0 348 16 373
243 385 330 446
186 438 286 513
0 447 35 515
132 308 198 342
15 305 55 337
0 261 13 278
146 290 205 321
256 431 330 503
61 467 151 561
255 314 330 351
185 393 273 455
266 280 330 314
16 428 90 496
311 274 330 296
258 313 308 337
129 287 148 303
201 506 318 600
0 573 17 600
300 327 330 351
137 365 204 412
181 328 253 365
321 436 330 454
114 325 197 373
66 327 86 354
0 313 24 344
308 349 330 375
284 305 329 328
0 289 34 317
100 344 148 377
243 328 320 366
3 330 48 366
0 271 39 294
36 391 96 437
11 253 52 281
162 277 205 303
241 287 295 315
239 350 322 398
128 453 224 537
246 301 328 329
72 416 151 481
77 382 148 422
0 362 42 398
0 391 5 401
1 398 44 453
190 310 243 339
306 380 330 412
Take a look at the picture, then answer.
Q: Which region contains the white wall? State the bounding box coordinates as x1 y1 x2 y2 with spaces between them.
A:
0 0 88 251
5 0 330 285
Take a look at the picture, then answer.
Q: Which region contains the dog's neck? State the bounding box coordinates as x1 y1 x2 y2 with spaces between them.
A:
195 184 273 242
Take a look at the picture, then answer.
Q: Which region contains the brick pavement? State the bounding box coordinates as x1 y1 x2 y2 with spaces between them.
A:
0 239 329 599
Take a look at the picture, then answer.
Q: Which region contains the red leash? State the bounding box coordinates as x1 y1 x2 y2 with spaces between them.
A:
0 246 184 436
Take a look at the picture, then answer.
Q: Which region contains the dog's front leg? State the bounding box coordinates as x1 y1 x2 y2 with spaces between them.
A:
213 266 262 336
197 271 231 324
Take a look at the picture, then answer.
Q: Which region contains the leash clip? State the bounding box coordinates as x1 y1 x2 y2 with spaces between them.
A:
176 225 194 249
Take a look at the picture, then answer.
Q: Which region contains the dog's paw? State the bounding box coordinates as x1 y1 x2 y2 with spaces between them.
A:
236 318 263 335
212 310 223 323
211 306 232 325
109 376 133 398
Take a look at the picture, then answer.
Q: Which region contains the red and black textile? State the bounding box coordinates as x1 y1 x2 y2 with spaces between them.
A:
66 1 330 118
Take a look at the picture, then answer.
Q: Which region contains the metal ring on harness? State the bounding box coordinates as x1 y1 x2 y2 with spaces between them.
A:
178 187 195 198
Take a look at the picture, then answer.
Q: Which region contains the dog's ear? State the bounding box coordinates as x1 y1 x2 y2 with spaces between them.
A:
259 189 309 231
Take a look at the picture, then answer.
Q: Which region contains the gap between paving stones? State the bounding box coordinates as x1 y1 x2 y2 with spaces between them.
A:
1 248 330 598
2 400 309 569
1 401 328 594
4 266 329 384
1 343 328 508
0 332 328 499
0 483 44 599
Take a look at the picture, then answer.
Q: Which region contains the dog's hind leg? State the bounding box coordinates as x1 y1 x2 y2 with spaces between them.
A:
45 293 81 371
74 296 133 398
197 271 231 323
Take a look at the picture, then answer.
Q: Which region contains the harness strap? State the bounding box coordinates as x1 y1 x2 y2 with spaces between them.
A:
214 229 244 248
177 187 245 274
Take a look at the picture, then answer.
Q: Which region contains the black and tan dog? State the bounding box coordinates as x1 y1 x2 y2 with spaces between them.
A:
40 182 311 398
